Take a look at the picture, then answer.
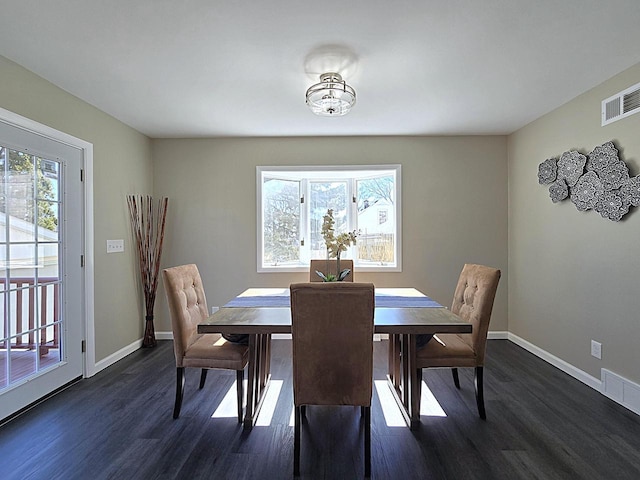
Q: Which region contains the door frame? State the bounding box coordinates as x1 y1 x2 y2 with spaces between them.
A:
0 106 95 378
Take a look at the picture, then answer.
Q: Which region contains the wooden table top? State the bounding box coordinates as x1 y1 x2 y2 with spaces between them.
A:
197 288 471 335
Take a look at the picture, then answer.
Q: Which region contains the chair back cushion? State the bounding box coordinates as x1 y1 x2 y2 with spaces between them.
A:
309 259 354 282
162 264 209 367
290 282 374 407
450 263 501 363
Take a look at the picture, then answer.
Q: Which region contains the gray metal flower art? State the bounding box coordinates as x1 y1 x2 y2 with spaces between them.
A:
549 179 568 203
620 175 640 207
538 141 636 221
570 171 603 211
538 158 557 184
586 140 628 190
594 190 629 222
598 160 629 191
586 141 619 173
557 150 586 187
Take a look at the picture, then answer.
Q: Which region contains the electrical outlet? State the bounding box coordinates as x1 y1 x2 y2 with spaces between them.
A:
106 239 124 253
211 306 219 314
591 340 602 359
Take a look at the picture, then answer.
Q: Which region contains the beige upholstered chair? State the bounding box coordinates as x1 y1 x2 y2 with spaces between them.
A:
290 282 374 477
163 264 248 421
416 263 501 419
309 259 354 282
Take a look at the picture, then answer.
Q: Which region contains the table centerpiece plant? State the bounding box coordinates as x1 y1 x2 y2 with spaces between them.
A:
316 209 358 281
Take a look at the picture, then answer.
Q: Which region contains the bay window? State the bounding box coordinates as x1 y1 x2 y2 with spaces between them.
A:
257 165 401 272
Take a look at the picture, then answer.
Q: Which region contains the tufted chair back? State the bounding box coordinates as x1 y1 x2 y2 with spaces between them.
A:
163 264 210 367
450 263 501 364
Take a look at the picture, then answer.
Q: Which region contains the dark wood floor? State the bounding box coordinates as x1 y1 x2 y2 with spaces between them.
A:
1 339 639 479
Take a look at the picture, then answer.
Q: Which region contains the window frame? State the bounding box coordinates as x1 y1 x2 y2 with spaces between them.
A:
257 164 402 273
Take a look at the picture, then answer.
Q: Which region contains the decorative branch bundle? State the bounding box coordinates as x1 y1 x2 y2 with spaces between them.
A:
127 195 169 347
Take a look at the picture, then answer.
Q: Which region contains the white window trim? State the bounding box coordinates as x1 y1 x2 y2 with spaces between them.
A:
257 164 402 273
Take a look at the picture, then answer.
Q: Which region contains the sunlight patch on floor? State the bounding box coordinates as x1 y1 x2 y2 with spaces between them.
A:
211 379 248 418
373 379 447 426
213 378 446 422
255 379 283 426
374 380 406 427
420 380 447 417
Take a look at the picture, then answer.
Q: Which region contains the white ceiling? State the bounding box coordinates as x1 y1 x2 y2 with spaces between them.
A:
2 0 640 138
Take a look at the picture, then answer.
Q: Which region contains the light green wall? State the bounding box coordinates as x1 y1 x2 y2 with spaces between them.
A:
0 55 153 362
508 62 640 383
152 136 508 334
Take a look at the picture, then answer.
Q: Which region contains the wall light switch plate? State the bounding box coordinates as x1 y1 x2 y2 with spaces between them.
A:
591 340 602 359
106 239 125 253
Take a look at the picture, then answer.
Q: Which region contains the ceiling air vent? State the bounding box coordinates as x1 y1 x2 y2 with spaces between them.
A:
602 81 640 126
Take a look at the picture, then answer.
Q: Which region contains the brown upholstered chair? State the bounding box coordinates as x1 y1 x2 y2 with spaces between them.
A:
416 263 501 419
162 264 248 421
290 282 374 477
309 259 354 282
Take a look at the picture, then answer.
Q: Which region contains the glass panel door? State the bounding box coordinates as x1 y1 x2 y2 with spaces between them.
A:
0 147 62 389
0 116 84 421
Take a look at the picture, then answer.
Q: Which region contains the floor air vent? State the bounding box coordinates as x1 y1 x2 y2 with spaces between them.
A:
602 81 640 126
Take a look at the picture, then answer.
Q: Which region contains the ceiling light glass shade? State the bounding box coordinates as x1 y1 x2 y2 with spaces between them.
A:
305 72 356 116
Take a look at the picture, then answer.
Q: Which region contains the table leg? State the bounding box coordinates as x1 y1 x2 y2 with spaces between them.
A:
243 333 273 429
387 333 401 390
243 334 258 428
407 333 421 429
386 333 421 429
401 334 410 409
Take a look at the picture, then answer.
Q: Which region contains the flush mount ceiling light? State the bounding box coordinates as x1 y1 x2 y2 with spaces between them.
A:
305 72 356 116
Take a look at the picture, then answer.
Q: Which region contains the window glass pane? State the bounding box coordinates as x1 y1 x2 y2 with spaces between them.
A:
9 244 36 279
10 285 36 336
262 178 300 265
0 291 5 341
38 243 59 280
37 158 60 202
0 341 6 389
10 342 36 383
5 150 36 225
310 182 347 258
40 284 59 327
8 210 36 243
357 175 396 264
39 324 61 368
37 201 59 239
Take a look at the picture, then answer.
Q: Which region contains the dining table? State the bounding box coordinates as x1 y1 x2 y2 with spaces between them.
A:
197 287 471 430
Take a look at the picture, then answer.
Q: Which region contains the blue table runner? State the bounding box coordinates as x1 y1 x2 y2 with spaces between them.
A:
224 293 442 308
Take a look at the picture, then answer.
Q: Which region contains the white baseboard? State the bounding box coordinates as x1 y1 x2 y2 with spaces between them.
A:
488 330 509 340
155 331 174 340
92 331 173 374
93 338 143 375
507 332 602 391
507 333 640 416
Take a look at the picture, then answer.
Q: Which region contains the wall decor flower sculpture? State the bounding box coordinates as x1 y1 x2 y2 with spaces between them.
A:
538 141 638 222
